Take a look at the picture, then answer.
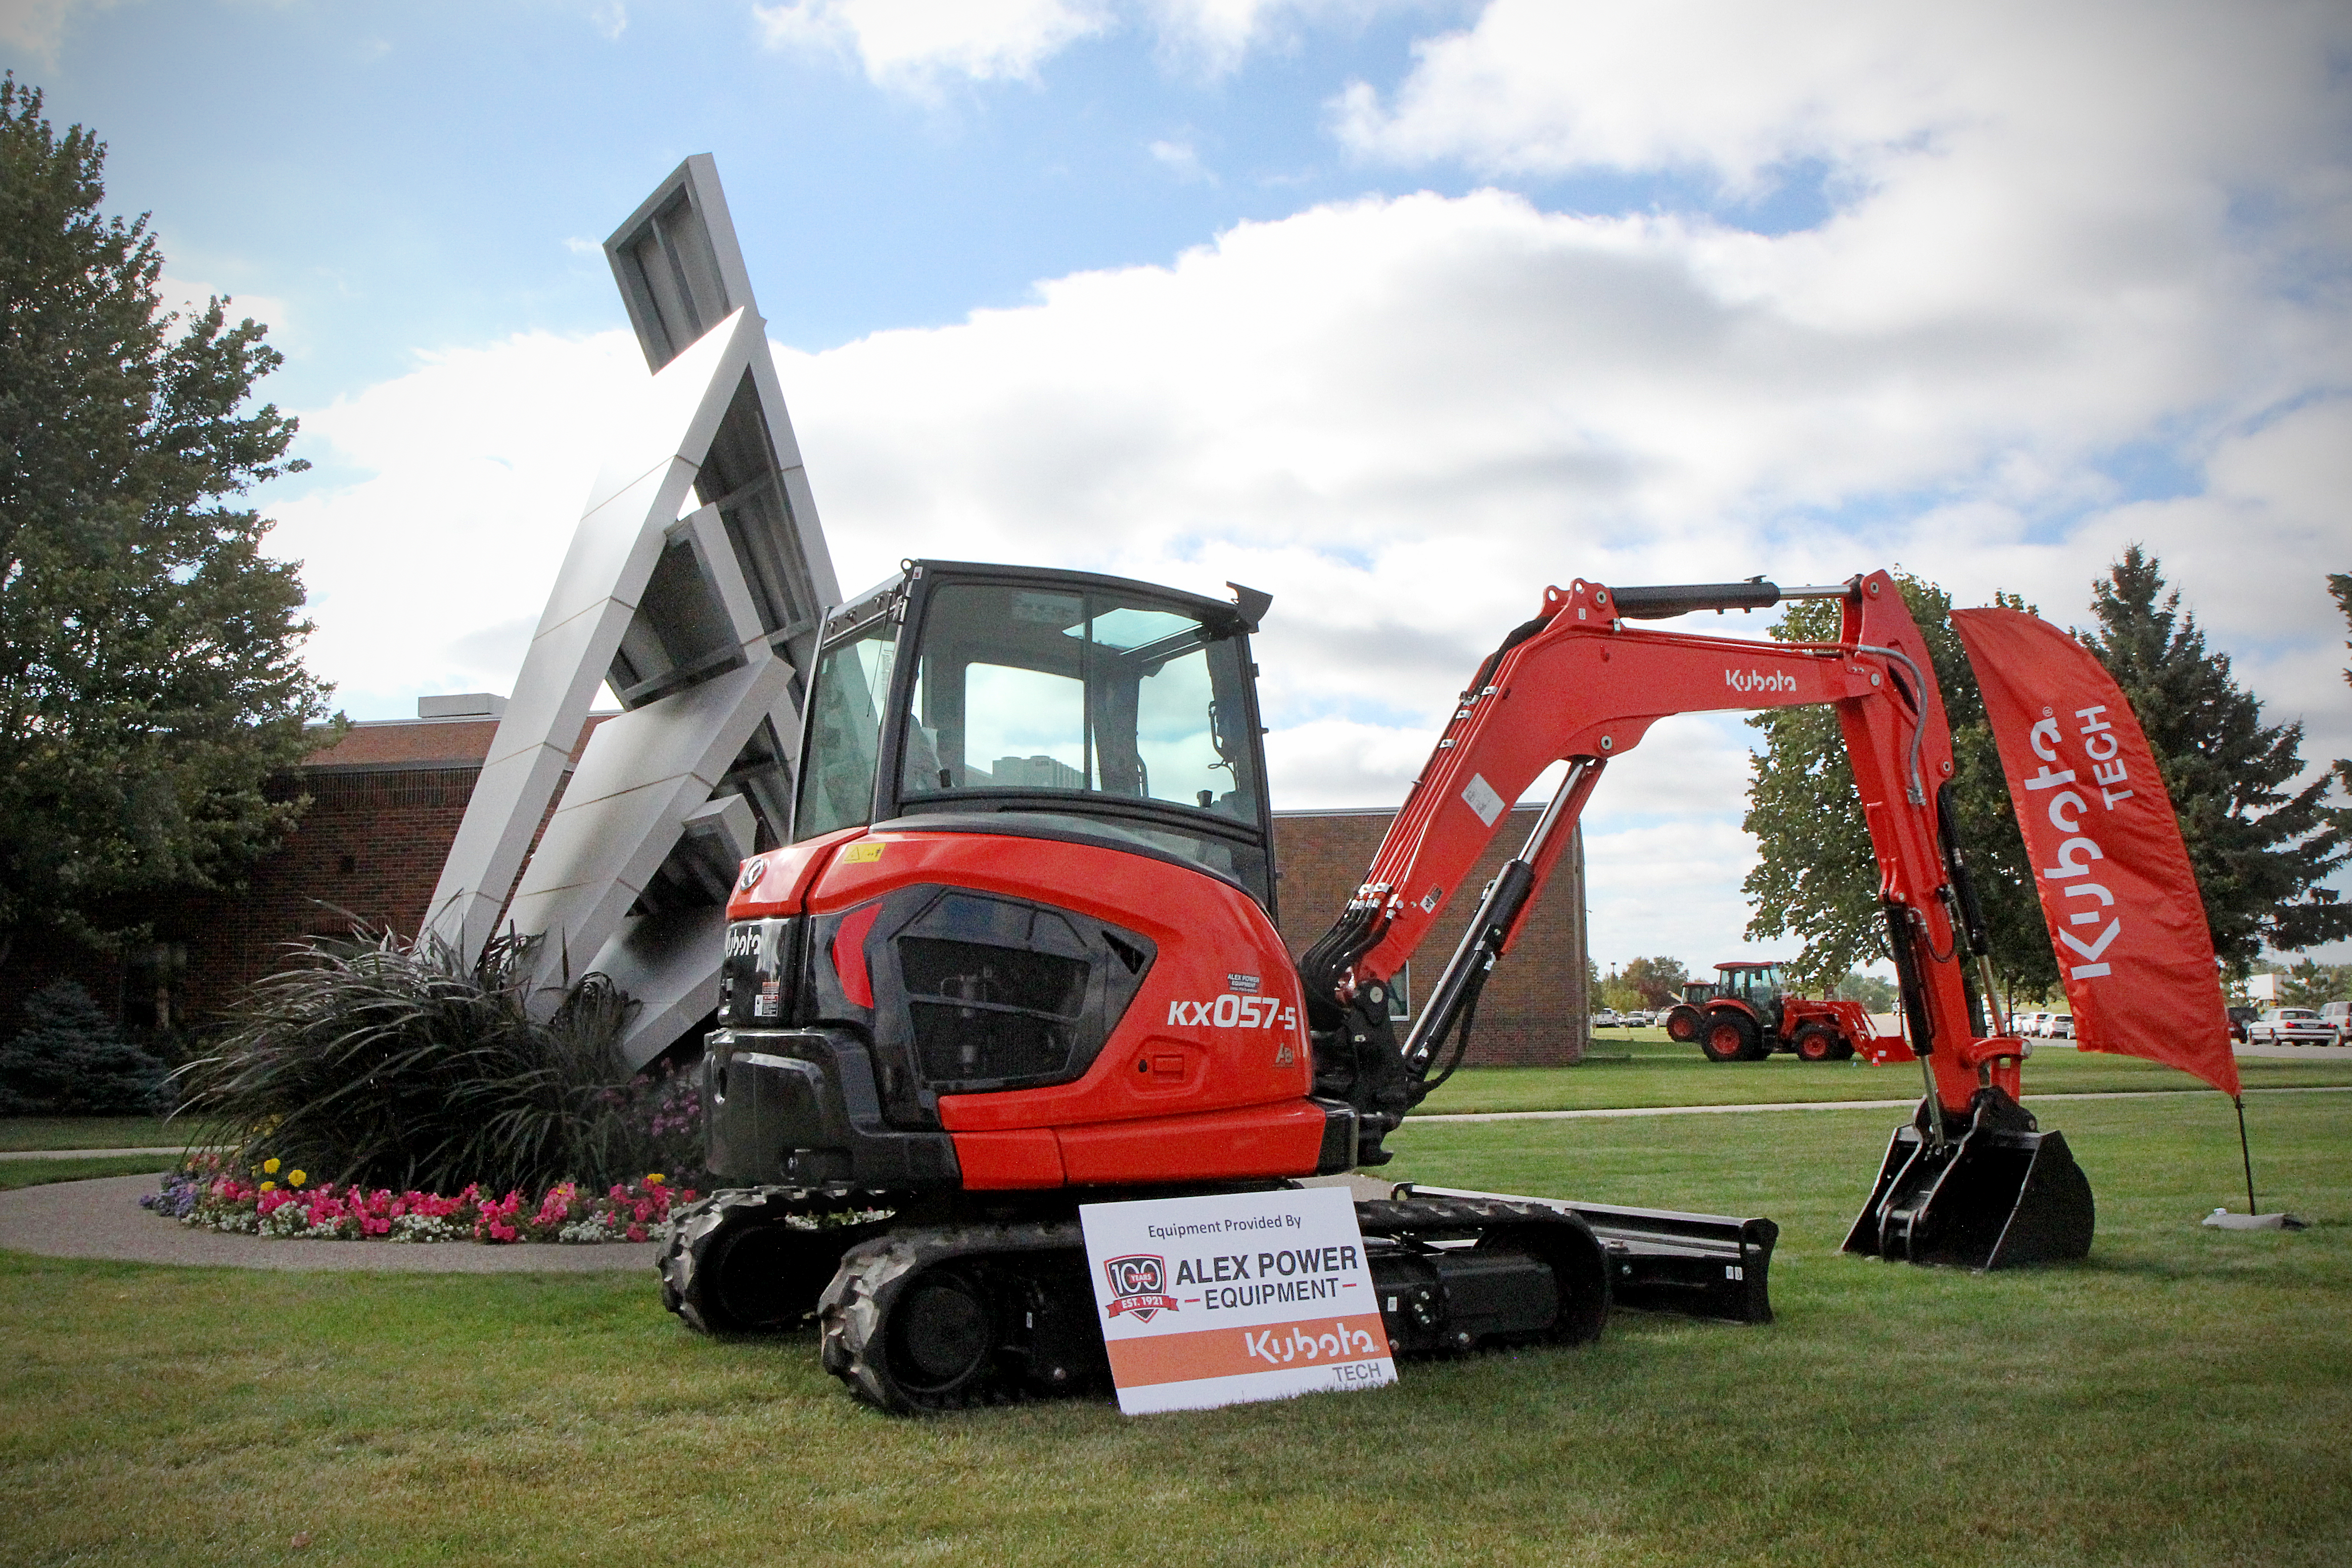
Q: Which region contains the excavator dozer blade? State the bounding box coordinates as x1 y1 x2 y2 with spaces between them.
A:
1393 1184 1778 1323
1842 1089 2095 1271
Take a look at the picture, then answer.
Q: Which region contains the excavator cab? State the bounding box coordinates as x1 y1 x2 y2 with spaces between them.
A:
794 562 1278 909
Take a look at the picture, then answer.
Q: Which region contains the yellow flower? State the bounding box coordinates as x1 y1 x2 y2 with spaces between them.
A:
262 1158 281 1174
288 1170 306 1188
259 1181 276 1192
644 1173 665 1186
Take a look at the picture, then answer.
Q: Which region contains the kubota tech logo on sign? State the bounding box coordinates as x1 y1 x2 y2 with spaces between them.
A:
1081 1188 1395 1416
1102 1255 1177 1320
1726 668 1798 694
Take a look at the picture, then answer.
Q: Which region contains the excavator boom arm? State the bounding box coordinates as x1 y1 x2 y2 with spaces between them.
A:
1302 571 2006 1123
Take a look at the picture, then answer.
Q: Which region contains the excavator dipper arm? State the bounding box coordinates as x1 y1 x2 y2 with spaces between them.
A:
1301 570 2092 1274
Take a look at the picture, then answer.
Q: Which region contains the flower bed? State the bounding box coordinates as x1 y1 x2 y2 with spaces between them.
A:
140 1152 697 1244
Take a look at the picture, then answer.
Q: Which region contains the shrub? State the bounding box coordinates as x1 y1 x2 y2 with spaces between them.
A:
175 925 663 1193
0 979 170 1115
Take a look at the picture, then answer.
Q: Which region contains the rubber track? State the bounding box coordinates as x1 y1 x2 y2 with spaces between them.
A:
818 1219 1088 1413
659 1185 896 1334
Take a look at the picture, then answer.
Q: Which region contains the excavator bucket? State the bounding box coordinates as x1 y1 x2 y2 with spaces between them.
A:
1843 1089 2095 1270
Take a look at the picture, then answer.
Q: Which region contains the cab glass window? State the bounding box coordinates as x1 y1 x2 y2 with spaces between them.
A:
896 581 1266 897
794 617 897 841
900 584 1258 824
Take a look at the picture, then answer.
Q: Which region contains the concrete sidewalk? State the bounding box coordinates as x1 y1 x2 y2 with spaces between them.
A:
0 1174 659 1273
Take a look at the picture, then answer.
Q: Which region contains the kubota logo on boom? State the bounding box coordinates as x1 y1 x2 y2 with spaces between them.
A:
1102 1254 1177 1320
1727 668 1798 694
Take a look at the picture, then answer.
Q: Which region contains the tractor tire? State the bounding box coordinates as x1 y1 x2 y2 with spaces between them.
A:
1664 1005 1703 1044
1699 1013 1760 1064
1830 1038 1857 1062
1792 1024 1842 1064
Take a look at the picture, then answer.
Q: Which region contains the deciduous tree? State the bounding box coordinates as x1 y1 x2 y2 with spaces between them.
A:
0 76 332 956
1619 955 1688 1009
1741 574 2055 1001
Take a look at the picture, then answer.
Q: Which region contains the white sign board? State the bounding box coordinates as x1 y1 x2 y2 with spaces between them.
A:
1078 1186 1397 1415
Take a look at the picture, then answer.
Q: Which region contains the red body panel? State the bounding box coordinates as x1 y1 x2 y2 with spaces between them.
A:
1054 1101 1330 1185
951 1129 1066 1188
729 825 862 920
727 825 1320 1191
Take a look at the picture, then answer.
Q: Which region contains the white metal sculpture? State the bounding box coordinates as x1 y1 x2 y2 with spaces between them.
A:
428 157 839 1069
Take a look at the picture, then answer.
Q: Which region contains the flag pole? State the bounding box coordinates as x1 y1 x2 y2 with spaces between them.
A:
2234 1095 2257 1216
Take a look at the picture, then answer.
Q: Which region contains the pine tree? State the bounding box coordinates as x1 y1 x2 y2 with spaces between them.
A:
0 76 334 955
2080 547 2349 965
0 979 168 1115
1741 574 2056 1000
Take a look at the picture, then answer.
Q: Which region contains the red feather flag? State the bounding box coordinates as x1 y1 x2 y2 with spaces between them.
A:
1949 608 2238 1096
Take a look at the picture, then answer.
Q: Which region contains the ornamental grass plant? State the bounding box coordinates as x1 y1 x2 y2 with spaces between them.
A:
174 924 699 1195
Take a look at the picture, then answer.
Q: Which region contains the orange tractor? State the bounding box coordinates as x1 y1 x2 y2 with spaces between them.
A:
1663 961 1895 1064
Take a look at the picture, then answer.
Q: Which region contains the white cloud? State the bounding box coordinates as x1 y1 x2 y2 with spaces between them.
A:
752 0 1114 86
0 0 114 63
1147 0 1416 75
746 0 1418 86
261 0 2351 957
263 330 647 717
1149 137 1214 183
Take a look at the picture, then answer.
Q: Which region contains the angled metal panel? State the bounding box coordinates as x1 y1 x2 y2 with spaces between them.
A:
605 155 757 373
431 155 842 1068
505 649 798 996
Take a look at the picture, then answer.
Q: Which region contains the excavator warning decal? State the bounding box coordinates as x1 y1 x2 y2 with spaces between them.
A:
1462 772 1505 826
1081 1187 1395 1415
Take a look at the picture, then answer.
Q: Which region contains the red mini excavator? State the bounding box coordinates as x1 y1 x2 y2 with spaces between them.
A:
661 561 2094 1412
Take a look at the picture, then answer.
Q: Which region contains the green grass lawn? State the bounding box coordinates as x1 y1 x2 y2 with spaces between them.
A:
0 1117 185 1152
4 1090 2346 1566
0 1157 171 1191
1414 1028 2352 1115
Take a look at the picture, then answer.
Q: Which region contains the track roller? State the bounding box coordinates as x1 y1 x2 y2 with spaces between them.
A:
818 1221 1108 1414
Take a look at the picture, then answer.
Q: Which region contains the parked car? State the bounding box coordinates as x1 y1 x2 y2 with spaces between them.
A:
1591 1008 1623 1029
2019 1010 2050 1038
2046 1013 2074 1040
2322 1001 2351 1045
2247 1007 2336 1045
2226 1005 2258 1044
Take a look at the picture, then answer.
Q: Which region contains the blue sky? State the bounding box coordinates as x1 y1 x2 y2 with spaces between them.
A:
11 0 2350 970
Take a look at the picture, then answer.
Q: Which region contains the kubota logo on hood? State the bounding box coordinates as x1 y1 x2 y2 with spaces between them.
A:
1727 668 1798 694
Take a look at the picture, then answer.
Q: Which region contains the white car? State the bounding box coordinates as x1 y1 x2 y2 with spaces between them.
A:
2247 1007 2335 1045
2046 1013 2073 1040
2018 1010 2050 1038
2322 1001 2350 1045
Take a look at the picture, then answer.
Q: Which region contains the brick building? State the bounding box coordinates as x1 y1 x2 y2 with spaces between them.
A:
10 716 1590 1068
1269 808 1589 1067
